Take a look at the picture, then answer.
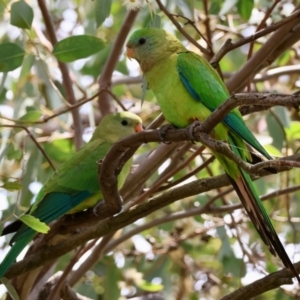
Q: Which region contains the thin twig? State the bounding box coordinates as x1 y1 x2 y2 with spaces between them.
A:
37 0 82 149
156 0 211 56
0 124 55 171
47 245 86 300
211 9 300 66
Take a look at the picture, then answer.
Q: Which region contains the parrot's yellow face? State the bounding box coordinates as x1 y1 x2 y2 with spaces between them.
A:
126 28 185 72
126 28 160 62
91 111 143 143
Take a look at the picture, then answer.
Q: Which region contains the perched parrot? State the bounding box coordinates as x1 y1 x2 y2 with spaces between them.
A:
126 28 300 281
0 111 143 279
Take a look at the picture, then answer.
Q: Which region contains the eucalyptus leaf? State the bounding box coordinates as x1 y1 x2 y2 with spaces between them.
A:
0 43 25 72
10 0 33 29
138 281 164 292
2 181 22 191
7 145 23 161
286 121 300 141
148 14 161 28
18 110 42 123
19 215 50 234
266 107 290 151
237 0 254 20
219 0 238 16
53 35 105 62
95 0 112 27
0 278 20 300
175 0 193 19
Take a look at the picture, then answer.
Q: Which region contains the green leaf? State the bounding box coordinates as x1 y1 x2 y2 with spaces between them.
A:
81 45 111 77
43 139 74 163
0 87 7 103
209 0 222 15
95 0 112 28
7 144 23 160
18 110 42 122
263 144 282 158
237 0 254 20
274 106 290 128
0 278 20 299
103 257 121 300
17 55 35 90
217 227 245 277
286 121 300 141
0 43 25 72
175 0 193 19
148 14 161 28
138 281 164 292
266 107 290 151
267 115 284 151
222 256 246 277
217 226 232 258
1 181 22 191
10 0 33 29
19 214 50 234
219 0 238 16
53 35 106 62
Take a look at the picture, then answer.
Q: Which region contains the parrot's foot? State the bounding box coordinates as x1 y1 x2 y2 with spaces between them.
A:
188 121 203 142
97 159 103 174
93 197 123 218
93 205 99 216
159 124 176 144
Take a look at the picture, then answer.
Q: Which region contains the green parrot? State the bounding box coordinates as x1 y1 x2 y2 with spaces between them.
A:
0 111 143 279
126 28 300 281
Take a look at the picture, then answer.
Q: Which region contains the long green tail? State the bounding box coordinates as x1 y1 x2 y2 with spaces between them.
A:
0 191 92 279
227 135 300 282
0 233 35 279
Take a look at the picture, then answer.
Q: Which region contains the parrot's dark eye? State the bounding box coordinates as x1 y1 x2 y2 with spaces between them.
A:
138 38 146 45
121 120 128 126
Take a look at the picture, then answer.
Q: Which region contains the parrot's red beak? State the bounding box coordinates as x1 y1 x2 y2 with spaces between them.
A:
135 123 143 132
126 47 134 59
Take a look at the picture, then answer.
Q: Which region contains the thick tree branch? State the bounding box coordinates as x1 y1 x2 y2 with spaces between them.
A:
98 127 300 212
221 266 299 300
99 92 300 210
4 150 300 280
3 173 229 278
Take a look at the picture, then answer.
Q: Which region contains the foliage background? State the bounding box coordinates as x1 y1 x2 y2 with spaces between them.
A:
1 0 300 299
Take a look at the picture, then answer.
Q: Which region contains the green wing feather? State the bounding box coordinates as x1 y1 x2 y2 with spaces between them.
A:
176 52 300 278
177 52 272 160
0 111 142 279
34 140 110 206
127 28 299 281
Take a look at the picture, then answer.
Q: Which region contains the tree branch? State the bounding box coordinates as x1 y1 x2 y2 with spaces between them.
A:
226 5 300 92
210 8 300 67
221 265 299 300
156 0 212 56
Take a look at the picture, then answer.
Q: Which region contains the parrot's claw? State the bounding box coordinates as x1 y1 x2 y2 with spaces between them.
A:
188 121 203 142
93 205 99 216
159 124 175 144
